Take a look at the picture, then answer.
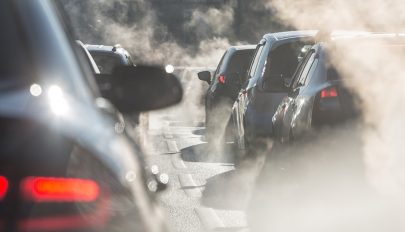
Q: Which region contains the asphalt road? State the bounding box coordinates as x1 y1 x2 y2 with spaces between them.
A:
143 109 250 232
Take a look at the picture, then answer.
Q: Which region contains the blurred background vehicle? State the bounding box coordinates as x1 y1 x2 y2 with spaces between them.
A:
85 44 135 74
231 31 316 150
0 0 182 231
84 44 145 126
198 45 256 144
272 32 404 143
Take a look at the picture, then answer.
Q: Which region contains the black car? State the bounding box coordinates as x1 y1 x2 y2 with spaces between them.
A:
198 45 255 143
85 44 145 125
0 1 182 231
231 31 315 150
85 44 134 74
272 32 405 143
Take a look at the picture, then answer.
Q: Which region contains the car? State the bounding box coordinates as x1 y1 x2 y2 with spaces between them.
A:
0 1 182 231
85 44 135 74
272 32 405 143
84 44 146 125
198 45 256 143
76 41 127 127
231 31 316 150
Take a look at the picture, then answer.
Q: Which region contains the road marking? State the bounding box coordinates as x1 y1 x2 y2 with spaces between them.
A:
163 132 174 139
171 153 187 169
166 140 179 153
178 174 202 197
195 207 225 231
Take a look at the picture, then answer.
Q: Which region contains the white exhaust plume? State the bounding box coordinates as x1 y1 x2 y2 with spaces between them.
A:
246 1 405 231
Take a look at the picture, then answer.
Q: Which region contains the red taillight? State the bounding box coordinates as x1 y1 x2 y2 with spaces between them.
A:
218 75 225 84
21 177 99 202
320 87 338 98
0 176 8 200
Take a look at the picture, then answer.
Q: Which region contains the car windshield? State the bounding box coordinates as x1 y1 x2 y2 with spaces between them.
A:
89 52 125 74
226 49 255 83
0 1 33 90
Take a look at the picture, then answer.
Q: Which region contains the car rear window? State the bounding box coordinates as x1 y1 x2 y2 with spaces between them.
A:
89 52 125 74
226 49 255 83
0 1 32 90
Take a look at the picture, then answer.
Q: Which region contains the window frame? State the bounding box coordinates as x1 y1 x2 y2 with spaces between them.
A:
291 49 316 89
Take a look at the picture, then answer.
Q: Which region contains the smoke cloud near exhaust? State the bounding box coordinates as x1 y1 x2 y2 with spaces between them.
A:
267 0 405 195
60 0 240 67
245 1 405 231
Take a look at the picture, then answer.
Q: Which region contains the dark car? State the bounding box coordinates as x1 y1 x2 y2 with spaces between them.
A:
231 31 316 150
0 1 182 231
85 44 134 74
272 32 405 143
198 45 256 143
85 44 146 125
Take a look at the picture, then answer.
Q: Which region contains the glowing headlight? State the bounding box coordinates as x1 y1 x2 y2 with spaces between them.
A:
30 84 42 97
165 64 175 74
48 85 69 116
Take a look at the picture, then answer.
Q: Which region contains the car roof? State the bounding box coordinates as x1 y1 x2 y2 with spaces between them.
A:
263 30 318 41
229 45 257 51
225 45 256 55
84 44 130 56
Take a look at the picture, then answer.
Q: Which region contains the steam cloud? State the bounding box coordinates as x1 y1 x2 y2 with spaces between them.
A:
247 1 405 231
267 0 405 197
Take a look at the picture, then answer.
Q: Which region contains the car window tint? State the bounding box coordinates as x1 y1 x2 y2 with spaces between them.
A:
300 56 318 85
90 52 123 74
244 44 265 89
214 51 227 78
292 50 315 89
262 41 310 82
248 44 264 79
226 50 255 83
0 1 32 89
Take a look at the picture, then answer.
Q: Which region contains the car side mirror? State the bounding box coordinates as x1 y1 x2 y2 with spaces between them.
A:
96 65 183 113
262 75 290 93
198 71 211 84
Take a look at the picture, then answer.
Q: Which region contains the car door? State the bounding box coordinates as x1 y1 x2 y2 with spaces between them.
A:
233 42 265 148
280 48 318 142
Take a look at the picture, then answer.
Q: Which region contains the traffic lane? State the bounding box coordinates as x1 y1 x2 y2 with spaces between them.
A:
145 111 250 231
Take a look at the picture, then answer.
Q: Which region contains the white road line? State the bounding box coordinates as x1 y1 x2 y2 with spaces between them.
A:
166 140 179 153
163 132 174 139
195 207 225 231
171 153 187 169
178 174 202 198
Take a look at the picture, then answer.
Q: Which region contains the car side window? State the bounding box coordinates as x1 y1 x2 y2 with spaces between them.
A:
292 50 315 89
248 44 265 80
214 52 227 78
244 43 265 89
0 1 31 86
302 58 319 85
